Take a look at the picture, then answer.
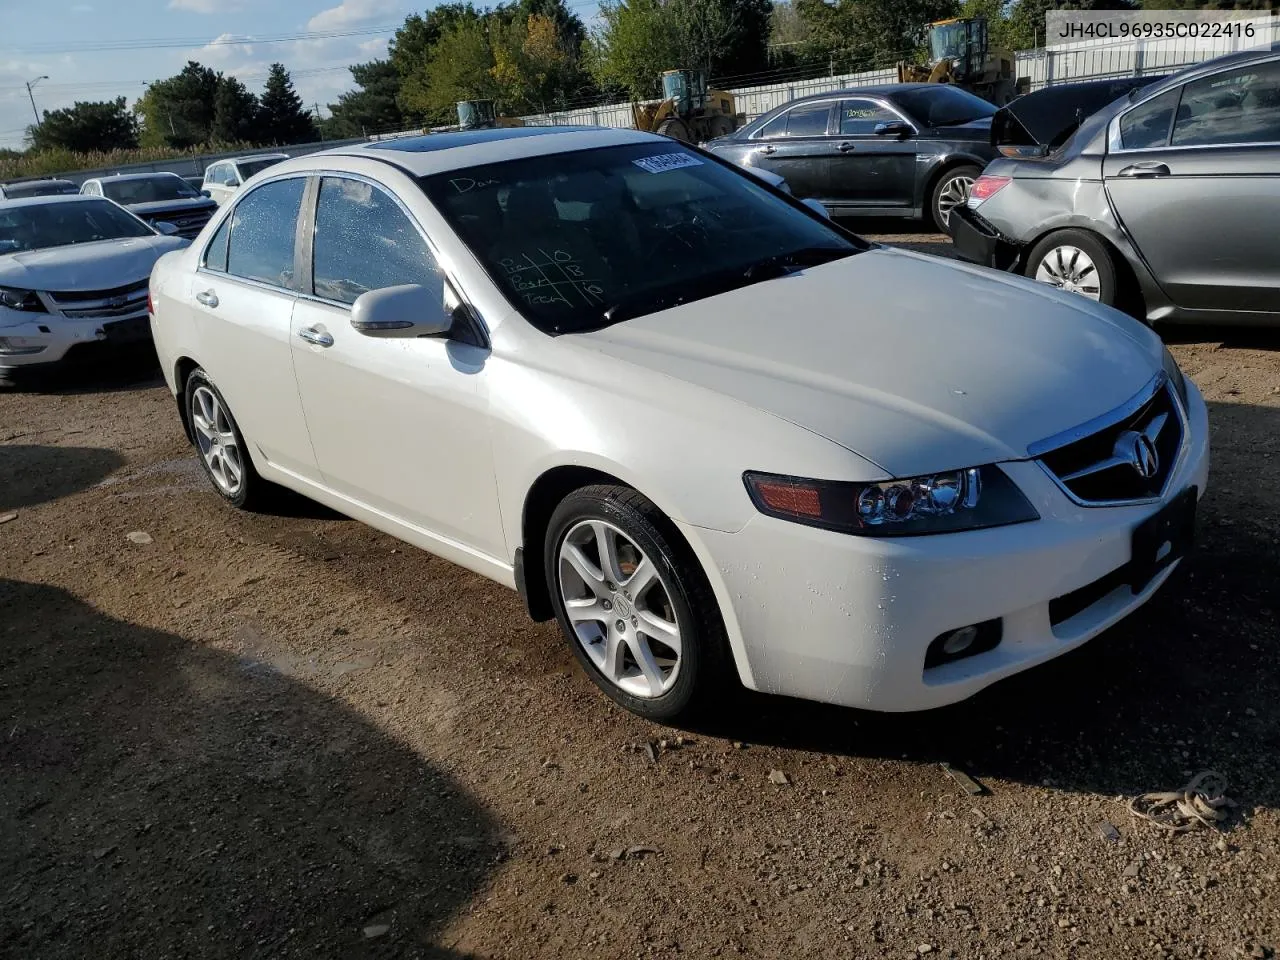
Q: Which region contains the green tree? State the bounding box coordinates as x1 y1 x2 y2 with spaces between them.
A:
325 60 405 138
136 61 220 148
257 63 317 144
28 97 138 153
212 76 259 144
404 18 498 122
392 4 484 123
588 0 681 100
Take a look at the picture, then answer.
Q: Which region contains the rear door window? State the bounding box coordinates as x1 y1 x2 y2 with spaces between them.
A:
1171 60 1280 147
1119 88 1179 149
784 103 831 137
225 177 305 288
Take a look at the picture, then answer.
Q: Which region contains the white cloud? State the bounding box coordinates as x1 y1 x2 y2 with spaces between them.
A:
307 0 399 33
169 0 245 12
70 3 94 11
195 33 257 65
357 37 387 56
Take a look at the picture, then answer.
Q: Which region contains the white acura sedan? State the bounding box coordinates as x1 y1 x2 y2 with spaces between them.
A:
0 195 188 384
148 126 1209 719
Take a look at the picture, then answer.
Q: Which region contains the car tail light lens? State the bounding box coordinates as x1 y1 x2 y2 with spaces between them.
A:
968 175 1012 205
743 467 1038 537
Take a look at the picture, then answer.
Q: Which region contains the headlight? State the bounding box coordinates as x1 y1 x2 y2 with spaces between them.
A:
744 465 1039 537
0 287 46 313
1161 345 1190 412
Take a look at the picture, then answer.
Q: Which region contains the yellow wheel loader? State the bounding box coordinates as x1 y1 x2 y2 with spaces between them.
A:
456 100 526 131
897 17 1027 106
631 70 745 143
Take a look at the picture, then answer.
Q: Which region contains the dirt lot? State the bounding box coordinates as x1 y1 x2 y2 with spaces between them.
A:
2 229 1278 960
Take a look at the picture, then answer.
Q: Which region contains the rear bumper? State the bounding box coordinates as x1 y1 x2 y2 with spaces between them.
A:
950 205 1023 272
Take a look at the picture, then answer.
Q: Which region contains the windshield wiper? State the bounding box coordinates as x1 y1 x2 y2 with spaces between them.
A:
741 245 852 281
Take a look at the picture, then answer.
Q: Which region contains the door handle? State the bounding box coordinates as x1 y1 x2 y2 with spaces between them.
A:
297 326 334 347
837 141 856 153
1116 161 1170 178
759 145 776 155
195 290 218 308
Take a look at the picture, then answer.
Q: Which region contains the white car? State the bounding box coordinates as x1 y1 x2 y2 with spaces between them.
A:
148 126 1209 719
0 195 188 384
200 154 290 206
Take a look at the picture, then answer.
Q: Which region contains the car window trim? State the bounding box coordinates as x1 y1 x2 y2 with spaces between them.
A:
837 96 918 137
295 168 492 348
196 172 311 292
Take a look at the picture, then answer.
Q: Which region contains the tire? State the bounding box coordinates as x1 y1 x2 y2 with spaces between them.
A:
708 114 734 139
544 484 729 721
929 164 981 234
184 367 267 510
1024 229 1119 307
656 118 691 143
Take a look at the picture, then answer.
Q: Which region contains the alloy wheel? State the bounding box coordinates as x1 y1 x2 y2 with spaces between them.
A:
557 519 682 699
190 384 244 496
1035 244 1101 301
935 174 974 229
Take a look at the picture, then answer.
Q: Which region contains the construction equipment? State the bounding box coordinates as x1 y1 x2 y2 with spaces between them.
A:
631 70 745 143
897 17 1025 106
456 100 526 131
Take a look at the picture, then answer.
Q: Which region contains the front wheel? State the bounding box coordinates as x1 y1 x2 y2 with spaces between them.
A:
930 164 980 234
1024 229 1118 306
545 485 728 720
185 367 267 510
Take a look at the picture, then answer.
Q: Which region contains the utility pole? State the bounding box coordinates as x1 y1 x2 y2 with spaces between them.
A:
313 102 324 140
25 75 48 126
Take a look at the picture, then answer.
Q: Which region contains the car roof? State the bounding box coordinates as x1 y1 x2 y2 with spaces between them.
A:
297 126 664 178
1133 48 1280 100
1 177 76 187
92 172 185 182
786 83 949 105
0 194 102 209
227 153 290 164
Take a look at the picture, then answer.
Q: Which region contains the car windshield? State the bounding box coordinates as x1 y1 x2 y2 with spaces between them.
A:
4 180 78 199
419 143 862 334
0 199 154 254
894 86 997 126
238 157 286 179
101 176 198 204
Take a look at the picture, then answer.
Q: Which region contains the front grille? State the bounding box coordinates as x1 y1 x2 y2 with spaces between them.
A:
46 278 149 320
1035 378 1183 504
146 211 211 238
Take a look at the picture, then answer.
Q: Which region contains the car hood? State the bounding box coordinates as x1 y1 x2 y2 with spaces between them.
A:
993 77 1164 149
0 235 188 293
124 198 217 217
576 247 1163 478
921 116 992 142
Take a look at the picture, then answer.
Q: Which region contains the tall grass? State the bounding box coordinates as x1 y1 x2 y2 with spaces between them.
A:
0 143 255 181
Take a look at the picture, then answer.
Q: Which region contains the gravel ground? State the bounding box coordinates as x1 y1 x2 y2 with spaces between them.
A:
2 231 1278 960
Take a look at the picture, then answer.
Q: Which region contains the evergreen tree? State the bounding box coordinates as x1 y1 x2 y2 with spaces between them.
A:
257 63 317 145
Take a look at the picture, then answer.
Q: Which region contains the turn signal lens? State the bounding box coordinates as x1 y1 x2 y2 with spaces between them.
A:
968 175 1012 205
744 466 1037 538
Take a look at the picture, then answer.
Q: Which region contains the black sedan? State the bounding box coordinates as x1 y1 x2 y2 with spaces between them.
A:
952 49 1280 326
79 173 218 239
703 84 999 230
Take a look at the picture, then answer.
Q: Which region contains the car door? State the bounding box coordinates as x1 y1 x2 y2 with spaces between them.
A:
289 173 505 559
1103 57 1280 315
745 101 836 200
826 97 918 208
186 175 318 479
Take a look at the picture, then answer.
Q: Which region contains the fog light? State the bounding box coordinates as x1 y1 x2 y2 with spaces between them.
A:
942 625 978 655
925 619 1002 669
0 336 45 356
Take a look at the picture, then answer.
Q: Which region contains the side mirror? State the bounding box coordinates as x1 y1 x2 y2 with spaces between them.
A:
874 120 911 139
200 189 211 198
154 221 180 236
351 283 452 338
801 197 831 219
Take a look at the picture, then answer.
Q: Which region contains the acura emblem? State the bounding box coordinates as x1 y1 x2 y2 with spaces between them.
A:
1115 429 1159 479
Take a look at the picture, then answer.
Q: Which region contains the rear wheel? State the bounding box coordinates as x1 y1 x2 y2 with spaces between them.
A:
185 367 267 510
930 164 980 233
1025 229 1118 306
545 485 728 720
707 114 735 139
656 118 691 143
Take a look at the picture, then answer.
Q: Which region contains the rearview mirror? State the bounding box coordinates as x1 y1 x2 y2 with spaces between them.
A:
874 120 911 139
154 221 180 236
801 197 831 219
351 283 452 338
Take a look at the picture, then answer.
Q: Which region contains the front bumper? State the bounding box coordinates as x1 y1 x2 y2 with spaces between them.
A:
681 380 1210 713
950 205 1023 272
0 309 152 380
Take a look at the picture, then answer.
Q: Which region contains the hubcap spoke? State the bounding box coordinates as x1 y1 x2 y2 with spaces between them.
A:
562 543 605 593
636 608 681 655
628 635 667 697
602 630 627 683
623 556 658 602
565 596 609 624
591 521 623 584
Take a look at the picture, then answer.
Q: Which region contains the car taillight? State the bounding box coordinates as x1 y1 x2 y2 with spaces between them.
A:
968 175 1011 205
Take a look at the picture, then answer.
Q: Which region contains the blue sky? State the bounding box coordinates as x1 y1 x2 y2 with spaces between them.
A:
0 0 417 150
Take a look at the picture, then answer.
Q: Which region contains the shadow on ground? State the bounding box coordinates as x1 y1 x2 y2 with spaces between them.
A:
0 345 164 396
685 400 1280 811
1162 325 1280 352
0 445 126 511
0 579 500 959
